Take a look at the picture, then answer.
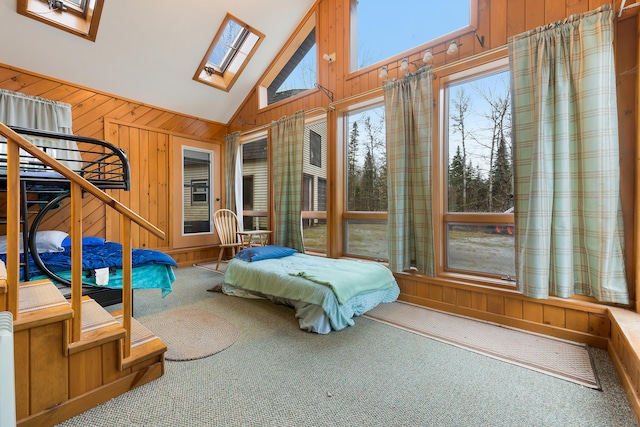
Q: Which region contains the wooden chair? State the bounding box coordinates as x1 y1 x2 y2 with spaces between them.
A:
213 209 244 270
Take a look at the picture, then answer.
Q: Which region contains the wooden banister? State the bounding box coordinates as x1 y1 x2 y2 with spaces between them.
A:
0 122 164 357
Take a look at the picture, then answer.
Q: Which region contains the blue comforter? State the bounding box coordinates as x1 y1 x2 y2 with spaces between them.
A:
2 241 178 279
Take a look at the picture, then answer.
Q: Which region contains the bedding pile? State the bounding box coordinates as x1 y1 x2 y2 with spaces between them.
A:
1 237 178 297
222 248 399 333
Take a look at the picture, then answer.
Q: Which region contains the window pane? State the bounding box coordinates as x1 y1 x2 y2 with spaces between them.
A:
447 70 512 213
345 220 388 260
302 121 327 252
242 138 268 231
346 105 387 212
208 19 246 72
447 223 515 278
268 28 316 105
351 0 470 71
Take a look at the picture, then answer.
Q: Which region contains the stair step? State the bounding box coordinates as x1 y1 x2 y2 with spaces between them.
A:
19 279 69 313
67 297 126 355
111 309 167 369
14 279 73 331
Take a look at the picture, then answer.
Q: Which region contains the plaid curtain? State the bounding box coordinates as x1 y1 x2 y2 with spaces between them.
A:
383 67 435 275
270 110 305 252
224 131 242 226
509 4 628 304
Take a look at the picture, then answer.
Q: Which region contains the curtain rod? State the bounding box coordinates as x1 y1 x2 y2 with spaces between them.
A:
239 107 328 136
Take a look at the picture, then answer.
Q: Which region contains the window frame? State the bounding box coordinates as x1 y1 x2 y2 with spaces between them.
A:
194 13 264 92
436 55 515 284
340 98 388 261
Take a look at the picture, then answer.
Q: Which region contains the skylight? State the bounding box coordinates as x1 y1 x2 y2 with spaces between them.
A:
17 0 104 42
194 14 264 92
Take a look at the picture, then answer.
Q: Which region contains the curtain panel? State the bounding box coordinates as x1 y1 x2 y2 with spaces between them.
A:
0 89 80 168
509 4 628 304
270 110 305 253
383 67 435 275
224 131 242 225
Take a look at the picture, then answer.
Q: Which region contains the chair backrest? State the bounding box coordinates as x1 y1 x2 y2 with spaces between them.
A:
213 209 240 245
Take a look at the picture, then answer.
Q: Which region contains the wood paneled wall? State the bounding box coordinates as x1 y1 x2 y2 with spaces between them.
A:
0 64 228 264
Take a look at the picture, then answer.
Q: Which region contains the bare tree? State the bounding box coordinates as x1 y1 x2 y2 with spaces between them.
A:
475 80 511 211
450 87 471 211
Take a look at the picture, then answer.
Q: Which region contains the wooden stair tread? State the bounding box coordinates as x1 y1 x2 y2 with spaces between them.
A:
111 309 167 369
19 279 69 313
14 280 73 331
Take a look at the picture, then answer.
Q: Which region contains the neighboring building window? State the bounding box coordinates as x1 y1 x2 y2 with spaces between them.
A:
345 104 387 260
349 0 470 71
302 119 327 252
309 130 322 167
242 137 268 230
242 175 254 230
259 12 316 108
194 14 264 92
443 60 514 279
17 0 105 41
191 180 209 204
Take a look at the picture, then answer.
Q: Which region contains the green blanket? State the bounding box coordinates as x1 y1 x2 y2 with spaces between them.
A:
289 259 394 304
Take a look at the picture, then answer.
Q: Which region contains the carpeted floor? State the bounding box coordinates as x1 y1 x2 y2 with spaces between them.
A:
60 266 637 427
365 301 600 389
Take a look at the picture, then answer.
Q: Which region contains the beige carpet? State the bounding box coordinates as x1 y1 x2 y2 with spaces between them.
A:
365 301 600 389
140 308 238 361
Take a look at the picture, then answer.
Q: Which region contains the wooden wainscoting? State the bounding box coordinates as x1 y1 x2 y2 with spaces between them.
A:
394 272 611 349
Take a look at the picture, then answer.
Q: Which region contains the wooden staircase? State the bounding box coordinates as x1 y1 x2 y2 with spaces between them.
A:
0 263 167 427
0 123 169 426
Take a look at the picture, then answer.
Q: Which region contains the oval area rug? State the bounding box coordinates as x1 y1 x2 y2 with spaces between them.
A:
141 308 238 361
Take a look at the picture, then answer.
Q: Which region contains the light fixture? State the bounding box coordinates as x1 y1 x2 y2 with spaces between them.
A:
447 41 459 55
423 49 433 62
400 58 409 71
322 52 336 63
379 66 388 78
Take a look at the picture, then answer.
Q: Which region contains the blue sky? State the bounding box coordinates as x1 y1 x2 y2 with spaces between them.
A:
356 0 471 68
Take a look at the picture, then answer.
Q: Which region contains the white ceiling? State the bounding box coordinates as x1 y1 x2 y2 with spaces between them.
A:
0 0 315 124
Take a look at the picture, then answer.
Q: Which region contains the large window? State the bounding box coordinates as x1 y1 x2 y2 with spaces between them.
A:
442 59 515 280
345 104 387 260
349 0 470 71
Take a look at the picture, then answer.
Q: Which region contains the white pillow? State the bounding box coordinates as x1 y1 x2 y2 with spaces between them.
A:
0 230 69 254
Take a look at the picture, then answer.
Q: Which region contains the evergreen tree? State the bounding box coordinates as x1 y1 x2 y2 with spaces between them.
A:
448 146 465 212
490 135 512 211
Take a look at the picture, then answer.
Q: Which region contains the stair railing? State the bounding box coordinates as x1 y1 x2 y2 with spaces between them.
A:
0 123 165 358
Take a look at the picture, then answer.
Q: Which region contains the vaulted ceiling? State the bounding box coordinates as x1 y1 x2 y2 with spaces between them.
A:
0 0 316 124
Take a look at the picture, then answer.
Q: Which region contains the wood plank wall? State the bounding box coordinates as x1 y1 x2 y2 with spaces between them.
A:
228 0 639 345
0 64 228 264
